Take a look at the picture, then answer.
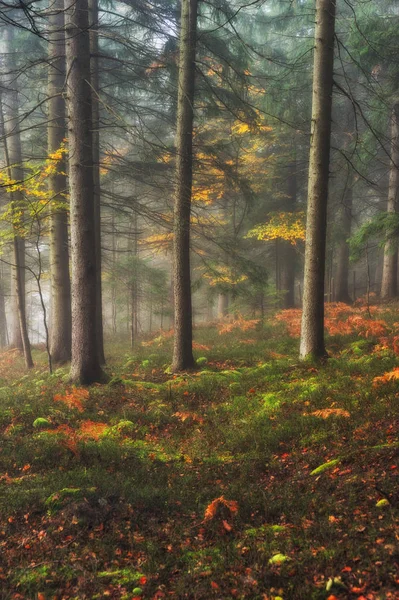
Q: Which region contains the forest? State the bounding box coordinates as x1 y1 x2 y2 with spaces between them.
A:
0 0 398 598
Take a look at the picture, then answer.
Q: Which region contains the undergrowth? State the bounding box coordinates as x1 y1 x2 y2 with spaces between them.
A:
0 304 398 599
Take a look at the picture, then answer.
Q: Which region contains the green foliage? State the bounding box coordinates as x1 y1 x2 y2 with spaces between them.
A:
32 417 50 428
310 459 341 476
269 553 290 565
196 356 208 366
350 213 399 262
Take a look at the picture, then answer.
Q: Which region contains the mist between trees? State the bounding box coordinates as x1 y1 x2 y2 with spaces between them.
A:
0 0 398 381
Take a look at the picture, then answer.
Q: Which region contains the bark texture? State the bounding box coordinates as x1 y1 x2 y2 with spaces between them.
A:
172 0 197 371
48 0 72 363
65 0 105 383
380 103 399 300
89 0 105 364
299 0 336 360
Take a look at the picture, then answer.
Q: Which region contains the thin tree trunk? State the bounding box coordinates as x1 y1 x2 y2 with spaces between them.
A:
0 96 33 367
12 234 33 367
0 273 7 348
89 0 105 363
172 0 197 371
335 173 353 303
130 209 139 348
2 28 25 351
111 210 117 335
217 293 229 318
279 161 297 308
48 0 72 363
381 103 399 300
9 254 22 349
299 0 336 360
65 0 105 384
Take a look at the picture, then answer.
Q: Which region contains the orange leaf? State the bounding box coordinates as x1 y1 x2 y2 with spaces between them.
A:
222 520 233 532
79 420 108 440
204 496 238 521
211 581 219 589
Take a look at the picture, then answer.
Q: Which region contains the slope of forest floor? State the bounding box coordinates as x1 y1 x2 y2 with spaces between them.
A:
0 302 398 600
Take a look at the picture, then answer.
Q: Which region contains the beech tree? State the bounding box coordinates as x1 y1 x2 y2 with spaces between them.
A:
299 0 336 360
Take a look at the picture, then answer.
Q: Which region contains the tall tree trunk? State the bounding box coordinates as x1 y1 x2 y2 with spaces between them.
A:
111 210 117 335
172 0 197 371
130 209 139 348
335 171 353 303
2 28 25 351
65 0 105 384
89 0 105 363
279 160 297 308
380 103 399 300
48 0 72 363
299 0 336 360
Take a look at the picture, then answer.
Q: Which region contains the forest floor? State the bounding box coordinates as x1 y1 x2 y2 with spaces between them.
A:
0 302 398 600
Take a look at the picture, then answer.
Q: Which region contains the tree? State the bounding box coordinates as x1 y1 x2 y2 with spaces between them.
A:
89 0 105 363
48 0 72 363
380 102 399 300
299 0 336 360
279 158 298 308
65 0 105 383
1 27 34 366
0 94 33 368
172 0 197 371
1 26 25 351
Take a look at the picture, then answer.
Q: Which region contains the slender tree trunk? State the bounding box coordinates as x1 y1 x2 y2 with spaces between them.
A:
279 161 297 308
335 173 353 303
299 0 336 360
0 281 7 348
111 210 117 335
2 29 25 351
130 209 139 348
172 0 197 371
89 0 105 363
48 0 72 363
12 234 33 367
65 0 105 384
381 103 399 300
0 261 7 348
9 258 22 349
217 293 229 318
0 96 33 367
